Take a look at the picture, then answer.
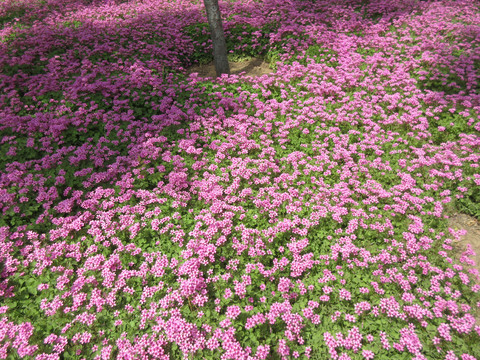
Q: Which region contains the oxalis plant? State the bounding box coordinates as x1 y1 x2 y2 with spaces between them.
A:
1 0 480 359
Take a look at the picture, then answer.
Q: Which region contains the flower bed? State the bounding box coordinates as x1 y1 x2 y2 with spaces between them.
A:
1 0 480 359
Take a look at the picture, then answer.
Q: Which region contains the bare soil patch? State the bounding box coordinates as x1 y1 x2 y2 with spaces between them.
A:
449 213 480 273
187 57 274 78
448 213 480 323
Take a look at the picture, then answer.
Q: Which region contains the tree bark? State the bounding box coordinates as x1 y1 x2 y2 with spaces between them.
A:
203 0 230 77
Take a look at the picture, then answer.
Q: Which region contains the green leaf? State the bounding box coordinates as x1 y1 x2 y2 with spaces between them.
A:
8 301 17 309
27 285 38 295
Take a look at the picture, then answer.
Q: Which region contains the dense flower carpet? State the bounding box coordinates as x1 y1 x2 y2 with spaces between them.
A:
1 0 480 358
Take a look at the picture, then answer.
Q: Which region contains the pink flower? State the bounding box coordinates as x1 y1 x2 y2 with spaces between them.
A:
362 349 375 359
339 289 352 301
226 306 241 319
278 277 292 293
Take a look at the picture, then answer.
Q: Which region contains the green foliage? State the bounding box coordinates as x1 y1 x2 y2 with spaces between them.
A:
430 116 467 145
183 21 278 67
2 62 46 76
357 46 378 57
0 25 28 43
2 270 69 355
225 23 268 59
0 6 26 28
456 187 480 220
61 20 83 28
303 44 338 67
183 22 213 65
411 62 473 95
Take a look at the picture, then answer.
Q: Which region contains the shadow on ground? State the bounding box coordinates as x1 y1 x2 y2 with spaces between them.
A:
186 57 274 78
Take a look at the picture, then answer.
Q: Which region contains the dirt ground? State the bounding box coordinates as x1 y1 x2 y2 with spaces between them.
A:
448 213 480 324
449 213 480 275
186 57 274 78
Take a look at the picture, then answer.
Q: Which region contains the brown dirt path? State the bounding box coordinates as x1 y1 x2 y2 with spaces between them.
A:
449 213 480 275
448 213 480 324
186 57 274 78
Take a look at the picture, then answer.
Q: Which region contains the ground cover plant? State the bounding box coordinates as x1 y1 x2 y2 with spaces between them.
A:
1 0 480 358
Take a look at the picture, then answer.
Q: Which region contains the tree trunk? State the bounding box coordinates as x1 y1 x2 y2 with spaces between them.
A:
203 0 230 77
